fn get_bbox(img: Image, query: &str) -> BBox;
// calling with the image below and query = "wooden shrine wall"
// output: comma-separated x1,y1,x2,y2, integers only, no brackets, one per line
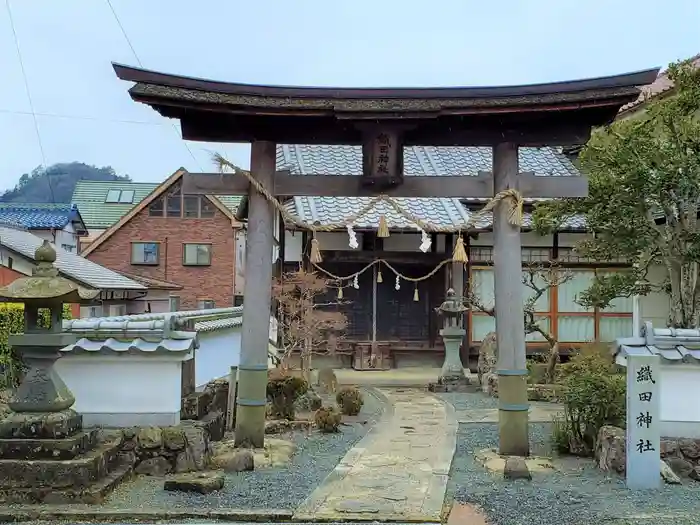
316,261,445,345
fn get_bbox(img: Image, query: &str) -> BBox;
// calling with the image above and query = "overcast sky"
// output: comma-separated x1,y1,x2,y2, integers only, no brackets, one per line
0,0,698,191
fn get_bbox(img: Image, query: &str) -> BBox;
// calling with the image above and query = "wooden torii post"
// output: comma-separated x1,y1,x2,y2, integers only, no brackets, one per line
112,63,658,452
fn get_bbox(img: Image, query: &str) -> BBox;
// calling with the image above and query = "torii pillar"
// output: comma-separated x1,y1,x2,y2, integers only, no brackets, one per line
234,141,276,447
492,143,529,456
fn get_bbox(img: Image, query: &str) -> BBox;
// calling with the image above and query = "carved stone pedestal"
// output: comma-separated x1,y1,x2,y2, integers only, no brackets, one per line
0,409,134,504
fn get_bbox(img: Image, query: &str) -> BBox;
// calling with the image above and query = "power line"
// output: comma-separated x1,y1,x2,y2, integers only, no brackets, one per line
105,0,204,171
5,0,56,204
0,108,168,126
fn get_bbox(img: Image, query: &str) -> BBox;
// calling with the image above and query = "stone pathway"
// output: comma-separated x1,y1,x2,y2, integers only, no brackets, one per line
293,388,457,523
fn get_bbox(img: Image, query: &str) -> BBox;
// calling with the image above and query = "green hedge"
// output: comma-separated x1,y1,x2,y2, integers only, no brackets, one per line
0,303,73,388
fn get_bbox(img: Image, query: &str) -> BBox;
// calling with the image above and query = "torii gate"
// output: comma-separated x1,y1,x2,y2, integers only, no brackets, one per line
113,63,658,454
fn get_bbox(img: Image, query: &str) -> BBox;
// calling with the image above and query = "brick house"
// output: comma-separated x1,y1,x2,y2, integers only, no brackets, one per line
81,169,242,310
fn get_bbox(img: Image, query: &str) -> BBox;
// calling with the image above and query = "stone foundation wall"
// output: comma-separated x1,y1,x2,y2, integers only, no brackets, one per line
596,425,700,481
181,378,230,422
119,414,224,476
122,377,228,478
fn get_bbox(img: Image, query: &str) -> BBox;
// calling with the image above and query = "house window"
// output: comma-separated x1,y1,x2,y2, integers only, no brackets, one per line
109,304,127,317
105,189,121,203
183,243,212,266
131,242,160,265
80,305,102,318
119,190,135,203
149,197,164,217
183,196,200,218
105,189,135,204
7,257,12,269
166,187,182,218
468,267,633,345
198,299,215,309
200,198,216,218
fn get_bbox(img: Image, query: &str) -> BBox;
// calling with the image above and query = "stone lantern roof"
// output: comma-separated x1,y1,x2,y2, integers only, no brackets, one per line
0,239,99,303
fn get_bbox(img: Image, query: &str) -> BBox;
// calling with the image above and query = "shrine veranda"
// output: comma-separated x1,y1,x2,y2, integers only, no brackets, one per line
113,62,658,454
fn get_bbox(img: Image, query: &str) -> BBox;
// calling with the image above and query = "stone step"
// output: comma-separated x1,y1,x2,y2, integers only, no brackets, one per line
0,429,99,460
0,436,122,489
0,410,82,439
0,453,134,504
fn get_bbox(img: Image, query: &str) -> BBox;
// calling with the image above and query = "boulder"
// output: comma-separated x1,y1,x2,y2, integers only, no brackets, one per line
689,466,700,481
679,438,700,460
661,460,682,484
661,438,678,458
212,448,255,472
137,427,162,449
135,456,171,476
477,332,497,386
503,456,531,481
164,471,224,493
483,373,498,397
595,425,626,474
666,456,693,478
162,427,187,451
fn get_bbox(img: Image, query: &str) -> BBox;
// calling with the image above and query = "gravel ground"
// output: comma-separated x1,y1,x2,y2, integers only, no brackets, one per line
442,393,700,525
4,387,386,516
97,387,385,511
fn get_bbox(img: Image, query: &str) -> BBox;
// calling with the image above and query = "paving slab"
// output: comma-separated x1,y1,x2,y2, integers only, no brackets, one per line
293,388,457,523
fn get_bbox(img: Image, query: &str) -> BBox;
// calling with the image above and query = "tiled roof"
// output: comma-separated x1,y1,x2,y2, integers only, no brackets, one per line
61,337,196,355
614,321,700,365
71,180,159,229
62,318,197,355
0,226,145,291
72,180,243,231
0,203,86,232
278,145,582,230
70,307,244,331
461,197,587,231
115,270,183,290
619,54,700,115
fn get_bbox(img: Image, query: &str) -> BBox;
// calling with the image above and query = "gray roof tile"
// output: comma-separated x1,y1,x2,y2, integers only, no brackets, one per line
0,226,145,291
278,145,582,230
61,336,196,355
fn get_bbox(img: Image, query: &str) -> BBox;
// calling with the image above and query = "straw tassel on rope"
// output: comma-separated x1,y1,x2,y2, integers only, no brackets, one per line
377,215,390,238
337,286,344,300
452,235,468,263
413,285,419,302
310,233,323,263
376,265,383,283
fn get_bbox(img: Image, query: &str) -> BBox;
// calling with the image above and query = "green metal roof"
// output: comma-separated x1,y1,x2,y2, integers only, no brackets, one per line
72,180,243,230
211,195,243,215
71,180,159,229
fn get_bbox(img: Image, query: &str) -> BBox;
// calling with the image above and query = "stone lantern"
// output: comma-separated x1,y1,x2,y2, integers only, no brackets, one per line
430,288,471,392
0,240,98,418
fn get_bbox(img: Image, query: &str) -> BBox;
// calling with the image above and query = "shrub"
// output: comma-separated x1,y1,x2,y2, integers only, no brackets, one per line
336,386,364,416
266,373,308,420
0,303,72,389
314,406,341,433
552,343,625,456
